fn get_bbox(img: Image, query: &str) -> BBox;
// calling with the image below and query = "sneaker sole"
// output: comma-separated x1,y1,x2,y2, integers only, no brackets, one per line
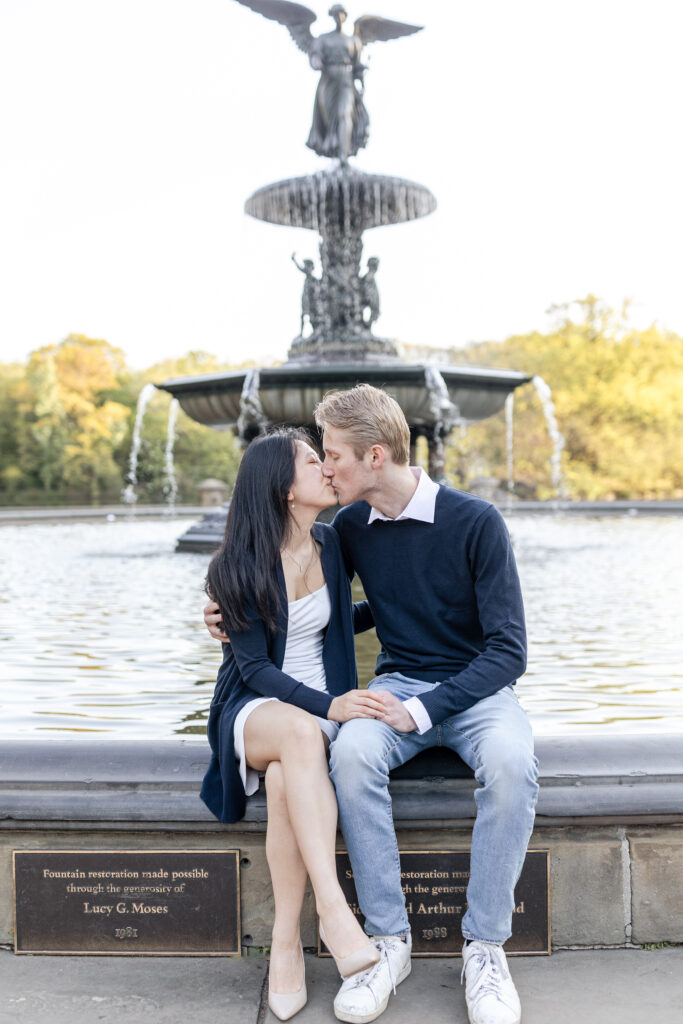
467,1007,520,1024
333,961,412,1024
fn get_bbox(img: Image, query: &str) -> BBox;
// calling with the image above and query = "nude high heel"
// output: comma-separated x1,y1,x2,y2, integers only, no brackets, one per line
319,921,380,979
267,942,307,1021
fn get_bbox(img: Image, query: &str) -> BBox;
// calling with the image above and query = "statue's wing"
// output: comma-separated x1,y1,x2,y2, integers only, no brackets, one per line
234,0,317,55
353,15,423,45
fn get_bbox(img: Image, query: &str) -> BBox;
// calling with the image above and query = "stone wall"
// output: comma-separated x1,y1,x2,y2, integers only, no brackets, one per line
1,735,681,951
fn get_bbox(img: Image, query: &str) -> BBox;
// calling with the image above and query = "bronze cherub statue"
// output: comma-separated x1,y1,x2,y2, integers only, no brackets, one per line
234,2,422,162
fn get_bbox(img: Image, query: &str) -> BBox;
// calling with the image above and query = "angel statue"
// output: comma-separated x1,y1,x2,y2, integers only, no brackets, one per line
234,2,422,162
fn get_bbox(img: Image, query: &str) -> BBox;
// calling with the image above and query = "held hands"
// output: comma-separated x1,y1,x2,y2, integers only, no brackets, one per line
327,690,386,723
327,690,418,732
372,690,418,733
204,600,229,643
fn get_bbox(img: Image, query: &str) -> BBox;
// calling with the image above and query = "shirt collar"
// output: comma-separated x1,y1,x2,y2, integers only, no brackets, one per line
368,467,439,524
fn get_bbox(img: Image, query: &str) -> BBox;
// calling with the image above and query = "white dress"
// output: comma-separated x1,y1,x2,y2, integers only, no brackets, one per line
233,583,341,796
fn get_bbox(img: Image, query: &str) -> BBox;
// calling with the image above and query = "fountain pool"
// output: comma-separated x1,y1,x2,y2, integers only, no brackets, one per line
1,514,681,739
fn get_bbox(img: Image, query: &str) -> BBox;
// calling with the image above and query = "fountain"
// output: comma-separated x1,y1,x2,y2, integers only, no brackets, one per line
121,382,156,506
532,375,567,497
505,392,515,511
162,397,180,508
156,6,530,549
3,7,683,964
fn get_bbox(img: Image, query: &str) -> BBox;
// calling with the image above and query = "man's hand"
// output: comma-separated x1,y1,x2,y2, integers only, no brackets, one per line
328,691,386,723
204,600,229,643
373,690,418,733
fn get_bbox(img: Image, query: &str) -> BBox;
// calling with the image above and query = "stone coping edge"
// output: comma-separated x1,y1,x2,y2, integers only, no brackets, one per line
0,733,681,825
0,505,205,523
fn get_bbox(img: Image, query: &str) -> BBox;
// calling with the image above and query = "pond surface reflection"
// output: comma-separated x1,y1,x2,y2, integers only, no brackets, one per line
0,515,681,738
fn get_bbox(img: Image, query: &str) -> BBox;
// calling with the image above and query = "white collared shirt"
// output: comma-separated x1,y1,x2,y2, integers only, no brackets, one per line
367,466,439,524
367,467,439,735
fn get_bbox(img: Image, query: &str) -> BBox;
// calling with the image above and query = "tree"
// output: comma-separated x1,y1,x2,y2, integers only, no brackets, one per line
6,335,130,501
17,352,69,491
0,362,25,483
442,299,683,500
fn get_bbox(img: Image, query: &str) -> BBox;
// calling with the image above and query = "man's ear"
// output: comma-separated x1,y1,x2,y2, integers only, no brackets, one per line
369,444,387,468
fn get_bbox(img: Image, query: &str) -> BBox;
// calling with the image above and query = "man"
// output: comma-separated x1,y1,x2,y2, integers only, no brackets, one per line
205,384,538,1024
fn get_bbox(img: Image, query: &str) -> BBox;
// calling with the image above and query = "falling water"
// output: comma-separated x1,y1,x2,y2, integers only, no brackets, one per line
163,398,180,508
121,383,156,505
504,392,515,508
237,370,269,441
532,375,566,496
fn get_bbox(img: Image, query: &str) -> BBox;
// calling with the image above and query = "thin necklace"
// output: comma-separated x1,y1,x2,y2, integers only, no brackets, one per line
282,545,316,574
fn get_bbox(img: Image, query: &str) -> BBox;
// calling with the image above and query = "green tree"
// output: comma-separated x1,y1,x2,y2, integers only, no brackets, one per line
7,335,130,501
0,362,25,482
440,298,683,499
18,352,69,491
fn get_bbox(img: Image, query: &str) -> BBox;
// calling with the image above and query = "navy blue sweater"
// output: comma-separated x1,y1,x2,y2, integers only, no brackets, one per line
332,487,526,726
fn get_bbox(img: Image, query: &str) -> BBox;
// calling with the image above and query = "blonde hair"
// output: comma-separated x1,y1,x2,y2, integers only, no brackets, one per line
314,384,410,464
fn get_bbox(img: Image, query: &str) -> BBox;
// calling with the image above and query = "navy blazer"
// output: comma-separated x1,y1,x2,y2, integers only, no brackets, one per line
200,522,373,824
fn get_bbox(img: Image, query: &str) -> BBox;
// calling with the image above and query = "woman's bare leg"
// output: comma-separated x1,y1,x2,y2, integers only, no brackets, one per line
245,702,373,964
265,761,307,993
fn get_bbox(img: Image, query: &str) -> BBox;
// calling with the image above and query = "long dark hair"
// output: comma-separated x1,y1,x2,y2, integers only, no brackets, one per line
206,428,306,634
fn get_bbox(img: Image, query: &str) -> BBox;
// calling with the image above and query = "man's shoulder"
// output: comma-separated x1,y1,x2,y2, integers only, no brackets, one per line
435,485,496,521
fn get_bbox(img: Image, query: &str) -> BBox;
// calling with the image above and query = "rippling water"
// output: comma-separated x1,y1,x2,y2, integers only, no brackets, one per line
0,515,681,739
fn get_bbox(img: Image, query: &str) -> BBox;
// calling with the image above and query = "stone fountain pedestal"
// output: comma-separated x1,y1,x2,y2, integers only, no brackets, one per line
158,163,530,551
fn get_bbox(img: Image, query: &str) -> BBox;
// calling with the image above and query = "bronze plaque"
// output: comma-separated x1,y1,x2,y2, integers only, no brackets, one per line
13,850,240,956
321,849,549,957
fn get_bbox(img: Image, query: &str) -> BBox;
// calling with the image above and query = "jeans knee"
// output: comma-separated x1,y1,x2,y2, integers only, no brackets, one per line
478,743,538,802
329,722,388,791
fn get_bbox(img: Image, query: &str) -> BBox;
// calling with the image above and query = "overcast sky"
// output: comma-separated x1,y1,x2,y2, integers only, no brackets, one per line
2,0,682,370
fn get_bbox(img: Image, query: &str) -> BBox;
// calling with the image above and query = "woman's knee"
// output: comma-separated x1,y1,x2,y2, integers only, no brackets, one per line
283,710,325,751
245,704,323,767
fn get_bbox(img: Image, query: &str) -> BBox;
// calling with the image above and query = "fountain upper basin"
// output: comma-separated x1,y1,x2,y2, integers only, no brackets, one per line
158,363,531,433
245,167,437,231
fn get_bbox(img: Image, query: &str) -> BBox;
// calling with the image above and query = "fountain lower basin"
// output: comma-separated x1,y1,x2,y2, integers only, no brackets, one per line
158,363,530,433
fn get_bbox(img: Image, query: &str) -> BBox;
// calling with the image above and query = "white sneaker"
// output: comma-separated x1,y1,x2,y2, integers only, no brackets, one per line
461,941,521,1024
333,933,412,1023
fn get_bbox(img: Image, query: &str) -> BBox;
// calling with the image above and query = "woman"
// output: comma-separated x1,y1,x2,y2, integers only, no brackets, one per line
200,429,383,1021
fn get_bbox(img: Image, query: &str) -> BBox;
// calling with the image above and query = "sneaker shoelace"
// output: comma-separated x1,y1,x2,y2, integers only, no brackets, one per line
460,945,508,1004
349,937,400,995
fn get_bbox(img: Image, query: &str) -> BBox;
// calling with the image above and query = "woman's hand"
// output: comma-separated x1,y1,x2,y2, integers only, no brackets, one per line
327,691,386,723
204,600,230,643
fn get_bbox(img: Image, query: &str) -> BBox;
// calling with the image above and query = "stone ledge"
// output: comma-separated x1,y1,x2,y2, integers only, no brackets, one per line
1,735,682,949
1,734,682,826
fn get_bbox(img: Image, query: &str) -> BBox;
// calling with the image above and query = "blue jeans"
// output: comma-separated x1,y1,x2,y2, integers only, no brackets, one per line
329,674,539,944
